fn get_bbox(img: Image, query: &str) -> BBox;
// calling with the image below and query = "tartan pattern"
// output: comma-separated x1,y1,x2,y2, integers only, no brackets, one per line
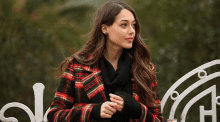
137,81,164,122
47,56,163,122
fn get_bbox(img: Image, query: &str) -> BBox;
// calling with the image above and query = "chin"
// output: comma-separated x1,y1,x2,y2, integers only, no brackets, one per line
123,44,133,49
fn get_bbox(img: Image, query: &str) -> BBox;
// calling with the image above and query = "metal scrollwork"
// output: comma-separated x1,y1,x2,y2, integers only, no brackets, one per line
0,102,35,122
0,83,50,122
216,96,220,106
0,60,219,122
170,91,179,101
198,69,207,79
161,59,220,122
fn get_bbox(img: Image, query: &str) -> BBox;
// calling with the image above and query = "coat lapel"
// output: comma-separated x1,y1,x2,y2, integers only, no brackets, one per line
81,61,107,103
80,54,140,103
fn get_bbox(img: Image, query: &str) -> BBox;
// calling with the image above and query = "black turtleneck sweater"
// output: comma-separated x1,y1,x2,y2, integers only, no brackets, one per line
90,51,141,122
100,51,133,101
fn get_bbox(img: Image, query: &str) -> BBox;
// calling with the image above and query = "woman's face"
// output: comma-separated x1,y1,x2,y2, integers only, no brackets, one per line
102,9,136,50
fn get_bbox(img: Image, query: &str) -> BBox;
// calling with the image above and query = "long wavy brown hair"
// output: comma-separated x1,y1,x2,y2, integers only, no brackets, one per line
59,0,158,107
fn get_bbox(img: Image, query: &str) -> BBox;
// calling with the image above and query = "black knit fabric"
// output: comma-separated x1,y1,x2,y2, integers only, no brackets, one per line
90,103,103,120
90,50,133,122
114,92,142,119
102,51,132,122
99,51,132,101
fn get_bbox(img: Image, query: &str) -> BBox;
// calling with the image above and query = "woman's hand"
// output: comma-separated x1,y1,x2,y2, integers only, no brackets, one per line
109,93,124,112
114,92,142,119
100,101,117,118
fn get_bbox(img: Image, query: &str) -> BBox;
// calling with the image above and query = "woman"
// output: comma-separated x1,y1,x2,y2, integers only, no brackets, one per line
47,0,163,122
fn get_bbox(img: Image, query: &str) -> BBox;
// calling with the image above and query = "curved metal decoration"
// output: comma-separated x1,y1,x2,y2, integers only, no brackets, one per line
0,83,46,122
181,85,217,122
161,59,220,121
33,83,45,122
44,108,50,122
0,102,35,122
0,60,219,122
169,72,220,119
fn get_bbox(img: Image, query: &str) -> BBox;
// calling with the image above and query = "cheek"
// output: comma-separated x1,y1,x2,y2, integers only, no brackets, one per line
113,29,126,41
108,27,127,45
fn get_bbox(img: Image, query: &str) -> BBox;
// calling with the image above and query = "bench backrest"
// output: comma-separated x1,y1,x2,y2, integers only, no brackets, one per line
0,59,219,122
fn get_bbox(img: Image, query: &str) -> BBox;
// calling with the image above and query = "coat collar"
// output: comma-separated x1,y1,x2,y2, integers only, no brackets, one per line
79,53,140,103
80,53,101,72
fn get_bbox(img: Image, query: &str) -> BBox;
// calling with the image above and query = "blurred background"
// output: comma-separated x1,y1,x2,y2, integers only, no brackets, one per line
0,0,219,121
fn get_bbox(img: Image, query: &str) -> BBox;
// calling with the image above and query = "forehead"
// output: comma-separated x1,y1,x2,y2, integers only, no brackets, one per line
115,9,135,22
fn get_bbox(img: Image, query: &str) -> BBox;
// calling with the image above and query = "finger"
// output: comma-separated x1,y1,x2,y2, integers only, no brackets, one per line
115,104,122,111
109,94,123,101
117,107,122,112
106,101,117,108
105,103,117,113
103,108,114,115
110,97,123,106
101,112,111,118
117,104,123,111
109,98,123,111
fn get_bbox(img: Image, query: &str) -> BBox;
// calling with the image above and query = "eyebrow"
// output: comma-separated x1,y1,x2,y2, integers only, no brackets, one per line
120,20,136,22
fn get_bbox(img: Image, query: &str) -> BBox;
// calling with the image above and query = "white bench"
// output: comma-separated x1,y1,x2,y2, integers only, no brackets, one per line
162,59,220,122
0,59,219,122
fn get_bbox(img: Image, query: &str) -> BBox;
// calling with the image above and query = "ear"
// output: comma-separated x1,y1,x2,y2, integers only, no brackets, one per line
101,24,108,34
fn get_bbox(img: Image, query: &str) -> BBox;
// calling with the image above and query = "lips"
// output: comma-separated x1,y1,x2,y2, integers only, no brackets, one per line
126,38,134,42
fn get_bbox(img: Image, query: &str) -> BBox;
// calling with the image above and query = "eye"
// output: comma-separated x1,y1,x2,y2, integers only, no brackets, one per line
121,24,136,27
121,24,127,26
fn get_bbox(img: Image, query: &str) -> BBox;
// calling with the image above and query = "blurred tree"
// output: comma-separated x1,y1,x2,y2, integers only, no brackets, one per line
131,0,220,121
0,0,219,121
0,0,95,121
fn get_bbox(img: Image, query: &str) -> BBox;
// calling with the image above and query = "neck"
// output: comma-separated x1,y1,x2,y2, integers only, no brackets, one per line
104,43,123,64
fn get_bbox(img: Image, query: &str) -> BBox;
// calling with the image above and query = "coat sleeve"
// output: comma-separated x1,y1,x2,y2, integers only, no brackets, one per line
137,81,163,122
47,62,96,122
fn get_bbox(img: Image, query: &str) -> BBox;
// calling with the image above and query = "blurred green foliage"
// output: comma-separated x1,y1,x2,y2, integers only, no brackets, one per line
0,0,219,121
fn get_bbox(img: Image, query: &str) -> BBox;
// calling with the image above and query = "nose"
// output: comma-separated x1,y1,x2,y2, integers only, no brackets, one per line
129,25,135,34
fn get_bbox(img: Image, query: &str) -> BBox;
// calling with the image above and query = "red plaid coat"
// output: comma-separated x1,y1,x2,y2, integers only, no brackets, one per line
47,55,163,122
